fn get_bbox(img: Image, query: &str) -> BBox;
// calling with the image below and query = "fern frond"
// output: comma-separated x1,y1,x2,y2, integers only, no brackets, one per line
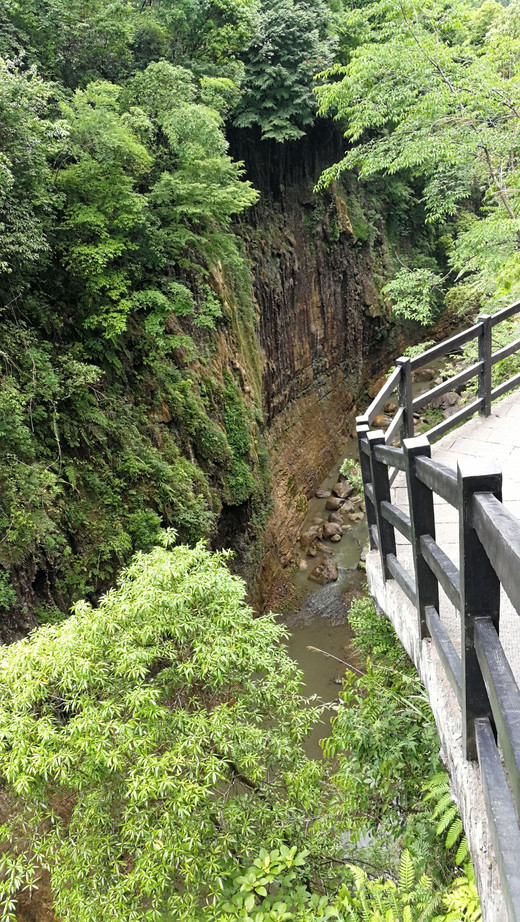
436,804,458,835
432,791,454,819
445,817,463,849
398,849,415,893
455,836,469,865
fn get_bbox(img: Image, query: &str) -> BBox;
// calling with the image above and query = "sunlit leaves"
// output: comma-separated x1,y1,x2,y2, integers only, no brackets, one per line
0,542,321,921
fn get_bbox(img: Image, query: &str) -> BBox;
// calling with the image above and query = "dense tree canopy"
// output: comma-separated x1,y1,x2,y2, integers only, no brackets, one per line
317,0,520,317
0,540,323,921
233,0,335,141
0,0,270,626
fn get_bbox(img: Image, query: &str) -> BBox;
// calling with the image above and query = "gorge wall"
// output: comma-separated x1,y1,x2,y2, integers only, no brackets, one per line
0,122,393,640
229,123,392,605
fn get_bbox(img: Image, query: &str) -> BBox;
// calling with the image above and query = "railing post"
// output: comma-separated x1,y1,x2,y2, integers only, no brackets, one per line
367,430,396,579
458,459,502,760
403,435,438,639
356,417,377,549
477,314,492,417
396,357,414,441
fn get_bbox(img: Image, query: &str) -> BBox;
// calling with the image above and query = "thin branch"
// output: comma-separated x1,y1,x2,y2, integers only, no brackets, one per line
306,646,364,676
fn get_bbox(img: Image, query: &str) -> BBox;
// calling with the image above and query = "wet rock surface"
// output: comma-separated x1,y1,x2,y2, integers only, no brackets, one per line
308,559,339,584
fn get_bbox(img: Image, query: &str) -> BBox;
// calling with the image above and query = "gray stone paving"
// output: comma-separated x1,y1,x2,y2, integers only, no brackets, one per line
392,388,520,683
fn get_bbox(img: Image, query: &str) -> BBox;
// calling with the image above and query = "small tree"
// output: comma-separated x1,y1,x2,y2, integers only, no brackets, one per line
0,538,321,921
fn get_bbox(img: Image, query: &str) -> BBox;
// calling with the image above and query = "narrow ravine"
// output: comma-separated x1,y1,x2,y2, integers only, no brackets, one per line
282,352,461,757
282,439,368,757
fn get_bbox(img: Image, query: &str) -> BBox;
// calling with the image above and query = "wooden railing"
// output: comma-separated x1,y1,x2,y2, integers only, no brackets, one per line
357,299,520,450
356,301,520,922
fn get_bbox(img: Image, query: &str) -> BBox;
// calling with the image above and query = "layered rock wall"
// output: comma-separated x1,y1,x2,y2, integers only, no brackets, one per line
229,124,391,603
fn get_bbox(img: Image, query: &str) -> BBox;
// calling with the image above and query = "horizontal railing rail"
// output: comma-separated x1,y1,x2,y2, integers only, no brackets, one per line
358,300,520,446
357,425,520,920
356,300,520,921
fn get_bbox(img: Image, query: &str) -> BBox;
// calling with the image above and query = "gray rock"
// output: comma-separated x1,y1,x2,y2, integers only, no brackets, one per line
315,489,331,499
328,511,343,524
323,521,343,539
440,391,459,408
330,534,342,542
325,496,344,511
308,559,339,584
332,480,354,500
315,542,335,556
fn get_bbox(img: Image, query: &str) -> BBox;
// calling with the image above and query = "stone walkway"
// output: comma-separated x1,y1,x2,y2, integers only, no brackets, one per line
392,387,520,685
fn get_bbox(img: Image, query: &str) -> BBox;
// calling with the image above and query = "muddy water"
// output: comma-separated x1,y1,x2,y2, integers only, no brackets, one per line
283,437,368,758
282,355,453,758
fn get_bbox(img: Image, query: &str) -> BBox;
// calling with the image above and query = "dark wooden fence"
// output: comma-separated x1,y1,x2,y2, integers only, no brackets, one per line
356,301,520,921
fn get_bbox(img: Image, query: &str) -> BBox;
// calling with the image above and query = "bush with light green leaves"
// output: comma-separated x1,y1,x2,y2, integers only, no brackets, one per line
0,537,323,922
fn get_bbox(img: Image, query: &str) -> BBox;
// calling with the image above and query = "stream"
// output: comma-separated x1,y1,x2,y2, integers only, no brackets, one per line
282,436,368,758
282,352,456,758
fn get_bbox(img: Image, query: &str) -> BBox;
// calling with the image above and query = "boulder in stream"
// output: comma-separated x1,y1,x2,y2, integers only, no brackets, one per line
323,521,342,539
315,489,331,499
300,525,322,550
328,511,342,524
330,534,342,543
332,480,354,500
325,496,344,511
413,367,436,382
315,542,335,556
308,559,339,584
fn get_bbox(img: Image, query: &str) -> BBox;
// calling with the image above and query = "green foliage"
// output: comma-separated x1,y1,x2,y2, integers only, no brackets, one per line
0,8,268,624
234,0,335,141
0,570,16,613
424,774,469,866
213,844,481,921
339,458,362,493
0,541,323,921
382,268,444,326
0,57,61,285
325,659,440,841
323,595,443,875
317,0,520,314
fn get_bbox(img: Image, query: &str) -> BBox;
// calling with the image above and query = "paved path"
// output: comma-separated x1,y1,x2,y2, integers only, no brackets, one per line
392,388,520,683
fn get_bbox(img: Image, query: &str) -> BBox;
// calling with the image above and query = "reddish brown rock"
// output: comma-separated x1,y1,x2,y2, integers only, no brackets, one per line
373,413,392,429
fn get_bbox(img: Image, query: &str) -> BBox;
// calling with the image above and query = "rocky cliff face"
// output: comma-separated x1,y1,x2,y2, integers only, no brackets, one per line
229,123,391,606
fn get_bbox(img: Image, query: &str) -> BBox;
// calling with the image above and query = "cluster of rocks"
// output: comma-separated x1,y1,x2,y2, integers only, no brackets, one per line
369,367,464,435
298,477,365,585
